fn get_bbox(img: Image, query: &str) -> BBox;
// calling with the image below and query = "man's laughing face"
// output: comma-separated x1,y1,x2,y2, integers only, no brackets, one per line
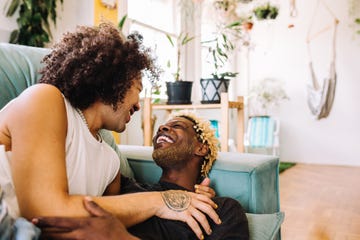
152,117,198,169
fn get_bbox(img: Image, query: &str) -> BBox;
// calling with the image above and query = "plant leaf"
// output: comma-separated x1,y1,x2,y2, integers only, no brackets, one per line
166,34,175,47
5,0,20,17
9,29,19,43
118,14,127,30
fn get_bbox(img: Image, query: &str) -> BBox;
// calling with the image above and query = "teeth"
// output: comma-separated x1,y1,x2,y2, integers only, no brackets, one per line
156,135,174,144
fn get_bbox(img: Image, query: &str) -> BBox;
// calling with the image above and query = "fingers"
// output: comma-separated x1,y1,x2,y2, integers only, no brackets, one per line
182,193,221,239
40,230,79,240
195,178,216,198
189,193,221,225
199,177,211,187
83,196,111,217
194,185,216,198
32,217,80,229
183,210,206,240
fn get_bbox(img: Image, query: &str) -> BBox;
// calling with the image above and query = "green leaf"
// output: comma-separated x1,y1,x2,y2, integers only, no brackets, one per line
226,21,241,28
9,29,19,43
118,14,127,30
24,0,32,11
166,34,175,47
181,34,195,45
5,0,20,17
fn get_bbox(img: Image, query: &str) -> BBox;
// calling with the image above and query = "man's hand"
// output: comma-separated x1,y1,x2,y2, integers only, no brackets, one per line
32,197,140,240
156,190,221,240
194,177,216,198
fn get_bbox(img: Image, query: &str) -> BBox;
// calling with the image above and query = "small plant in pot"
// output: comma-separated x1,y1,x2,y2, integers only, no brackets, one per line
253,3,279,21
165,32,195,105
201,21,241,104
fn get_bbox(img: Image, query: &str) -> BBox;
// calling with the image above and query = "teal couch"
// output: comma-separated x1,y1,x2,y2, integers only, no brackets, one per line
0,42,284,240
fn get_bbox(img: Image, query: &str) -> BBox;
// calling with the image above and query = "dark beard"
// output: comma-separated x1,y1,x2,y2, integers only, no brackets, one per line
152,143,194,169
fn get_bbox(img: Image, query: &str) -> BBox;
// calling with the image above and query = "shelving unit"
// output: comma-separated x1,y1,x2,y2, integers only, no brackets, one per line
143,92,244,152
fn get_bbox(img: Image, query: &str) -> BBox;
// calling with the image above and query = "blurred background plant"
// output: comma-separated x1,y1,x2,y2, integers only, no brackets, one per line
5,0,63,47
166,32,195,81
253,2,279,20
248,78,289,116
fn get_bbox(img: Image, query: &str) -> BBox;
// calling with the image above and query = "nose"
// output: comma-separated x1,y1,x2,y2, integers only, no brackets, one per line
131,102,141,115
134,102,140,112
158,124,170,132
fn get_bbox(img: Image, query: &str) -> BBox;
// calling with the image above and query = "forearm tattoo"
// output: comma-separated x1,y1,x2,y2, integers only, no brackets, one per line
161,190,191,212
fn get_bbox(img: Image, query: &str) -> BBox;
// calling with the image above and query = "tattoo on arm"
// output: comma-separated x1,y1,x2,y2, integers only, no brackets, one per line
161,190,191,212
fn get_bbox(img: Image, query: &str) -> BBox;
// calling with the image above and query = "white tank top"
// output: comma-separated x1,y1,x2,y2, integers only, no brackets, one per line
0,97,120,218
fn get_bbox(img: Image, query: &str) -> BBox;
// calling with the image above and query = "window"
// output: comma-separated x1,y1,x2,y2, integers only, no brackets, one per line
125,0,181,99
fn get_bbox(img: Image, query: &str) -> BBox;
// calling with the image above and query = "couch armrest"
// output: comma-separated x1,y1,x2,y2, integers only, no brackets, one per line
118,145,280,214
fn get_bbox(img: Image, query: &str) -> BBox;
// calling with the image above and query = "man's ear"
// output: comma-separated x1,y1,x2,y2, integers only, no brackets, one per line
195,143,209,157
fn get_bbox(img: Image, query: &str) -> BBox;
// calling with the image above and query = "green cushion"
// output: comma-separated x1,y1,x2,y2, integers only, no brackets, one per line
246,212,285,240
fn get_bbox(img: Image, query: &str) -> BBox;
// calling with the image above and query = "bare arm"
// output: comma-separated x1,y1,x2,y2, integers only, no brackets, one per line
7,84,220,239
34,197,141,240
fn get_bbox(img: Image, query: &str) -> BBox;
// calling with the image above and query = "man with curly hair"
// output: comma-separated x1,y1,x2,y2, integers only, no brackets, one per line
34,112,249,240
0,23,221,240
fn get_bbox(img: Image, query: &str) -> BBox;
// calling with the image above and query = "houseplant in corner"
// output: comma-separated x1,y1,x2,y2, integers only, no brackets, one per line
5,0,63,47
165,32,195,104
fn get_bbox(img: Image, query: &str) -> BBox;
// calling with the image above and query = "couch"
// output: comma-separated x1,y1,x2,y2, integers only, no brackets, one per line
0,42,284,240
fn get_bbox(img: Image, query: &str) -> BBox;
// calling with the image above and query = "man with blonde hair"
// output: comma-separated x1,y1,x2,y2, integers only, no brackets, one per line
35,112,249,240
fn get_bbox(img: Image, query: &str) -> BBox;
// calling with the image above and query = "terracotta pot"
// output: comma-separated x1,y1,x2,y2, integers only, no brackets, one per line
242,21,253,31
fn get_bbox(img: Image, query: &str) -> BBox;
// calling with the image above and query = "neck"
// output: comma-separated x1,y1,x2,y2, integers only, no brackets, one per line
76,106,102,141
159,168,200,192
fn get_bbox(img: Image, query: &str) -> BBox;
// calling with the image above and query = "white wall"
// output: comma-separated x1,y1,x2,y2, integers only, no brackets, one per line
1,0,359,166
240,0,360,166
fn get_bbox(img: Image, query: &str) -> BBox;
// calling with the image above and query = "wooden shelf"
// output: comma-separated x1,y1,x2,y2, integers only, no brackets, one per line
143,92,244,152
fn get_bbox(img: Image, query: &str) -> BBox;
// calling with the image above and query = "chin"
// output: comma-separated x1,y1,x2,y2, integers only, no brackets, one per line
118,125,126,133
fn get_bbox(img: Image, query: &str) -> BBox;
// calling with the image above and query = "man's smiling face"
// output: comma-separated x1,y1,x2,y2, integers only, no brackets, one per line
152,117,198,169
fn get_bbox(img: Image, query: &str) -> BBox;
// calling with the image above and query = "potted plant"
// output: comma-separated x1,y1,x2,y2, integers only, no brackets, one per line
201,20,242,103
165,32,195,105
253,3,279,21
5,0,63,47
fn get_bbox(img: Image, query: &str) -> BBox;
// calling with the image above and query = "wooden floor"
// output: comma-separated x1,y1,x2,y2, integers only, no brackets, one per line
280,163,360,240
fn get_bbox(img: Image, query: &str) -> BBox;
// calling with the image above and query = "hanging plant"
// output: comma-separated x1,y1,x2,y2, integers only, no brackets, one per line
253,3,279,20
355,18,360,34
5,0,63,47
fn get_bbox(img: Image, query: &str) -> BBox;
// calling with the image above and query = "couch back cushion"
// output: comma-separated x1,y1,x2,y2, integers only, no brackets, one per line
0,43,50,109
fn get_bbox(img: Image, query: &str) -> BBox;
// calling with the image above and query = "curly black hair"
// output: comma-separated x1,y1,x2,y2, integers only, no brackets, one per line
39,22,160,110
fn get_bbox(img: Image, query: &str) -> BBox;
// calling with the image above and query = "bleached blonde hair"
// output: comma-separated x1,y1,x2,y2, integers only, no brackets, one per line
170,111,219,177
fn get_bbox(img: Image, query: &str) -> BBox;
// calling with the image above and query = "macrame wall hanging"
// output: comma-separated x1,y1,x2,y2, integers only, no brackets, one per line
306,0,339,120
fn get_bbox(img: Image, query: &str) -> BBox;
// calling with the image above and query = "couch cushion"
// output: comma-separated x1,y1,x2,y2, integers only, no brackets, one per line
246,212,284,240
0,43,49,109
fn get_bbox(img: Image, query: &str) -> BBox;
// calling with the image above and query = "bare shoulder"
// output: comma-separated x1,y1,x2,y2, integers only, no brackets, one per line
7,84,67,133
20,83,63,102
1,83,67,151
10,84,64,113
